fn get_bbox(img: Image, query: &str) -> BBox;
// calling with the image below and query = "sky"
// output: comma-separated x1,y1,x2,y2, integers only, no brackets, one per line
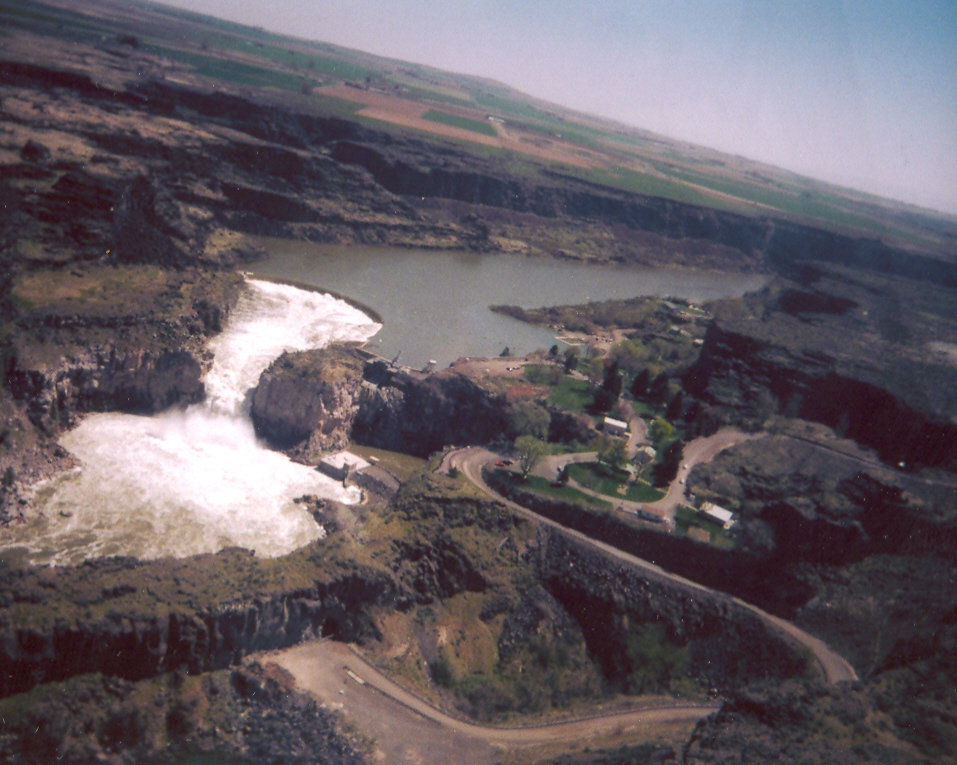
155,0,957,216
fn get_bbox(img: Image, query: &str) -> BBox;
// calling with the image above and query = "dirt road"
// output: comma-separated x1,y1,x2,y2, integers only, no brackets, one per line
646,429,760,520
261,639,717,764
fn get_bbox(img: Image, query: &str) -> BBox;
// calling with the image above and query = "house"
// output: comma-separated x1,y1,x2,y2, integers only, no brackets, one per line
603,416,629,437
700,501,736,530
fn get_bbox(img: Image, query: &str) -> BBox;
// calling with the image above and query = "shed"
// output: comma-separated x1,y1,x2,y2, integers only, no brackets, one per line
700,501,736,530
603,416,629,437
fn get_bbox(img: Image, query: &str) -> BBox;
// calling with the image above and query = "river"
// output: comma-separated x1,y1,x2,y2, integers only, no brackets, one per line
254,241,767,369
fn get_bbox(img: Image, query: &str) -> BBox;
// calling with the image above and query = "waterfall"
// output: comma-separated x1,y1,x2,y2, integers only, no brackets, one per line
1,279,381,566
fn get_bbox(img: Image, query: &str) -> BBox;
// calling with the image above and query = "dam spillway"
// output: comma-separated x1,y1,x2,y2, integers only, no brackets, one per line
1,279,381,566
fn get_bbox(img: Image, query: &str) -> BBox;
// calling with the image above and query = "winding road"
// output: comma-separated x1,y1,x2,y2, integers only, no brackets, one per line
263,639,718,764
449,440,858,687
264,429,857,764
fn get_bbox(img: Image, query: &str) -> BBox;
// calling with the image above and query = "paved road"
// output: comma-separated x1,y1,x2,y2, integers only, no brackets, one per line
450,445,858,686
262,639,718,765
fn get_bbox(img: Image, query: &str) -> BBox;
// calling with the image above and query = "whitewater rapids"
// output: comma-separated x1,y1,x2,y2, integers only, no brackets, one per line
2,279,380,565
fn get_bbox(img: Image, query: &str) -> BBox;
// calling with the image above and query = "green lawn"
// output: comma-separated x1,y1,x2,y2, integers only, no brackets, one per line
547,375,593,414
502,471,611,510
566,462,663,503
422,109,497,137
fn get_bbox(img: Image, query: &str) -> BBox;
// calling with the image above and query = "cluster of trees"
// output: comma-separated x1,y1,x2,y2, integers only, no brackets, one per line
509,338,730,490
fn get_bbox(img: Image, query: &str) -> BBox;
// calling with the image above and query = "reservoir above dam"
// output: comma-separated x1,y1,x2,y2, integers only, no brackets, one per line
254,241,768,369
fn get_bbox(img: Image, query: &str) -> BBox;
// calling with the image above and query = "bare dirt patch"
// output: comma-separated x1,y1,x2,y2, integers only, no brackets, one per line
317,86,604,167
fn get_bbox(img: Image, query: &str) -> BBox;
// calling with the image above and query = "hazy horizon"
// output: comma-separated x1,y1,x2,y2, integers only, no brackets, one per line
154,0,957,217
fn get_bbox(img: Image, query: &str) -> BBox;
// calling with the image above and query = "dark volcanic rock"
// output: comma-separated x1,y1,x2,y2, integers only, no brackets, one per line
685,275,957,471
7,345,205,427
0,549,399,698
251,344,366,461
537,531,809,693
686,320,957,470
352,362,511,457
0,663,370,764
251,349,514,461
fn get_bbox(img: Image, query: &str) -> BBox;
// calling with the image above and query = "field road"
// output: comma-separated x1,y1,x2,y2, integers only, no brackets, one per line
260,639,718,765
449,445,858,687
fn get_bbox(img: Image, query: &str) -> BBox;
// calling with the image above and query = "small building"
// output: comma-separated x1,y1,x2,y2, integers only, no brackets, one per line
351,464,400,499
700,501,736,530
633,445,656,466
603,416,629,437
317,451,371,482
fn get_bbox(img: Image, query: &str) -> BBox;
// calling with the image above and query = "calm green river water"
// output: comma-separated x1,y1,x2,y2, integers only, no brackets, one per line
254,240,767,368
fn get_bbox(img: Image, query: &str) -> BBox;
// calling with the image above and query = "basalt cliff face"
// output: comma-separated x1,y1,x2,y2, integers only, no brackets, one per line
687,322,957,470
4,51,955,284
685,276,957,471
0,264,242,518
0,548,400,698
352,361,510,457
250,348,511,460
537,531,810,691
250,345,367,462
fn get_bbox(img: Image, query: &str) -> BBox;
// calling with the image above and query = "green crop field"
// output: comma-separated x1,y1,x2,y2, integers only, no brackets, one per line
422,109,497,137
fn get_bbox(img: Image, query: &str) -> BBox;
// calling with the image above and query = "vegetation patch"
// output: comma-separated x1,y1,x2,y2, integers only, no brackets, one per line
492,468,612,510
546,375,594,414
566,462,663,503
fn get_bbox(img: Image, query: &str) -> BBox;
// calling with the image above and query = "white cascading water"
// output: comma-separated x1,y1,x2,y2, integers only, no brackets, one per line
1,279,381,566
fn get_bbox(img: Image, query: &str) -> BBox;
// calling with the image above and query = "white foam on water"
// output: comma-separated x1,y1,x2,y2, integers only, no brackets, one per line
1,279,380,566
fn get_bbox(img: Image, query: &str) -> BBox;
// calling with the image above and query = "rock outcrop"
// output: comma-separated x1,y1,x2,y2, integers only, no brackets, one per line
7,346,205,428
0,549,399,698
250,345,366,461
686,320,957,471
683,274,957,472
352,361,510,457
537,530,810,692
249,350,512,461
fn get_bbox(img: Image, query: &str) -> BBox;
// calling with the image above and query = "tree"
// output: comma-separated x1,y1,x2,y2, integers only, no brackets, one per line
649,417,674,447
515,435,546,479
648,371,670,404
666,391,685,421
563,346,579,372
506,400,550,440
591,359,623,413
630,368,651,399
601,359,623,398
590,386,616,414
597,437,628,471
653,439,684,487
